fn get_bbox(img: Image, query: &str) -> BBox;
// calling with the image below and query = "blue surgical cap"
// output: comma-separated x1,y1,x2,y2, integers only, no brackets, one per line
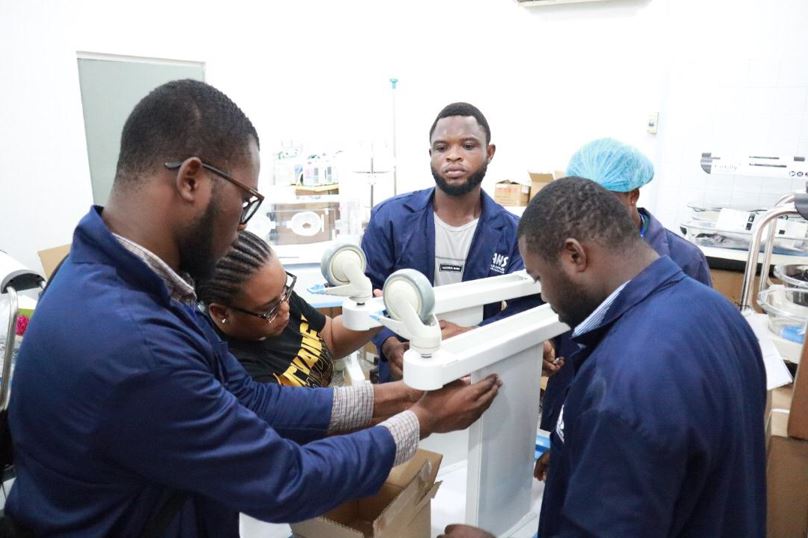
566,138,654,193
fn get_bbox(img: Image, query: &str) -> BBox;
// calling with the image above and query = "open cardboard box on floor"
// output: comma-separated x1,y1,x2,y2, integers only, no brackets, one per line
291,449,442,538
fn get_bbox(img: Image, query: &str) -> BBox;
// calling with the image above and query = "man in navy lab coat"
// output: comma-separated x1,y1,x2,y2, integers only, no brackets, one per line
538,137,714,476
441,177,765,537
362,102,538,381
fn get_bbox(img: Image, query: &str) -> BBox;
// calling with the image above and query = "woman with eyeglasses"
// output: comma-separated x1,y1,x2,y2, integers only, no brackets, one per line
196,231,380,387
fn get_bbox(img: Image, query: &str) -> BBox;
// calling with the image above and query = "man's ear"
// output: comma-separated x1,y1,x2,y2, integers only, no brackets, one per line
562,238,588,273
486,143,496,163
172,157,205,203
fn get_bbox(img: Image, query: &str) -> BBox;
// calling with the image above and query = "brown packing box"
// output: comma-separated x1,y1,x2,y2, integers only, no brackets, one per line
788,340,808,440
710,269,765,311
37,244,70,279
493,180,530,207
528,171,566,201
766,385,793,427
291,449,442,538
766,409,808,538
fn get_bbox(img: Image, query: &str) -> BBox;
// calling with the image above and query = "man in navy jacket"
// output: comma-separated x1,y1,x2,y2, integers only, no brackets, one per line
518,177,765,537
5,80,500,537
538,138,714,469
362,102,538,381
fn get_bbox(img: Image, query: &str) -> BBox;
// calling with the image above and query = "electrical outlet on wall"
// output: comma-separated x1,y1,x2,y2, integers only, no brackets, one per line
647,112,659,134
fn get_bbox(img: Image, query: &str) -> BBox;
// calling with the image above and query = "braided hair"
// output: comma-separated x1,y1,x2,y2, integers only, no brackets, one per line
196,230,273,307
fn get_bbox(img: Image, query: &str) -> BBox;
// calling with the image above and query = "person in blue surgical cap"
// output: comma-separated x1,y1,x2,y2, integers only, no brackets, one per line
534,138,713,486
567,138,711,286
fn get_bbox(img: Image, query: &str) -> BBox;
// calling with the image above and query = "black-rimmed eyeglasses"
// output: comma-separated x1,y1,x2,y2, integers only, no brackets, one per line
164,160,264,225
228,272,297,323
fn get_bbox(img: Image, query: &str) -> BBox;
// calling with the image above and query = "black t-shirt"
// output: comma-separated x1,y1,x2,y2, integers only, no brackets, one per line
222,292,334,387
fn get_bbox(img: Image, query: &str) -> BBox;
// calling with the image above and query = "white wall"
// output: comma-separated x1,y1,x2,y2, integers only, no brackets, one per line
654,0,808,228
1,0,806,272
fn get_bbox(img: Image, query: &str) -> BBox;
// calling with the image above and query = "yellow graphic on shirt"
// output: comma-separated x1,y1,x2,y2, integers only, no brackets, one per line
275,315,331,387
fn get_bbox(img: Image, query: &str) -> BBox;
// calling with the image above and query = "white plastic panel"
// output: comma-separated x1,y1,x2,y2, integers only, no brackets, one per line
466,346,543,536
338,271,540,332
403,304,567,390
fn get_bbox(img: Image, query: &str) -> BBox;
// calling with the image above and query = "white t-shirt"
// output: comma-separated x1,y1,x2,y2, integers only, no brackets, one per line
433,213,479,286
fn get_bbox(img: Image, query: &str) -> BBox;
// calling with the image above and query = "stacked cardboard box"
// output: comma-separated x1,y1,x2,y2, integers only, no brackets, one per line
493,180,530,207
766,344,808,537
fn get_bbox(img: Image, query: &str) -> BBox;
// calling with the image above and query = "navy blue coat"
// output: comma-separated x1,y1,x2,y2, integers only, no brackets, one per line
641,208,712,287
6,207,396,537
361,187,539,381
539,257,766,537
541,209,713,433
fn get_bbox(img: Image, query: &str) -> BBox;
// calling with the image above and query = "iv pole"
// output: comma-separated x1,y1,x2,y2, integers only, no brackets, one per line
390,77,398,196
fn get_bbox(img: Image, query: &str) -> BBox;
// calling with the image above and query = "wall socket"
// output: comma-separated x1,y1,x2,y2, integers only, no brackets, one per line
647,112,659,134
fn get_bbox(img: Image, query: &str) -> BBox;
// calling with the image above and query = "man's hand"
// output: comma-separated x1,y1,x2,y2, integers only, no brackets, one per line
410,375,501,438
381,336,408,381
534,450,551,481
542,340,565,376
371,381,423,422
439,319,473,340
438,524,495,538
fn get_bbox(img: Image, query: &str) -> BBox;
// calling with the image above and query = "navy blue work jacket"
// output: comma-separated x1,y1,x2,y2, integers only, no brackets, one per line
541,208,713,433
539,257,766,537
641,208,711,287
6,207,395,537
361,187,539,381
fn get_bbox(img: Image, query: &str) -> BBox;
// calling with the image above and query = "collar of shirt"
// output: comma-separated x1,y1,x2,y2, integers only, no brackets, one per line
112,233,197,305
572,281,630,338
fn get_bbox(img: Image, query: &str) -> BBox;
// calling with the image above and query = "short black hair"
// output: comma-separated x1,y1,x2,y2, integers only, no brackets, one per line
518,177,641,261
429,102,491,145
196,230,273,307
114,79,259,184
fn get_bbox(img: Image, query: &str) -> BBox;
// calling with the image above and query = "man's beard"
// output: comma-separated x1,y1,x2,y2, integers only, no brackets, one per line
548,269,601,330
432,161,488,197
179,199,222,281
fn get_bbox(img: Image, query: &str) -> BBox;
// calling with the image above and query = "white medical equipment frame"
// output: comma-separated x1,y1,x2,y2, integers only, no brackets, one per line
328,265,568,535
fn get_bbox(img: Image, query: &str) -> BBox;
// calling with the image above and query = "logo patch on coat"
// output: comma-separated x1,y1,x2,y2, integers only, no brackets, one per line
490,253,509,274
555,405,565,444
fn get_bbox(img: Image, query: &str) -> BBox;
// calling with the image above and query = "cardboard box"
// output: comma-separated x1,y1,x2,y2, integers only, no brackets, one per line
291,449,442,538
766,409,808,538
494,180,530,207
37,244,70,279
788,341,808,440
528,171,566,201
709,268,766,312
767,385,793,427
295,184,340,196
